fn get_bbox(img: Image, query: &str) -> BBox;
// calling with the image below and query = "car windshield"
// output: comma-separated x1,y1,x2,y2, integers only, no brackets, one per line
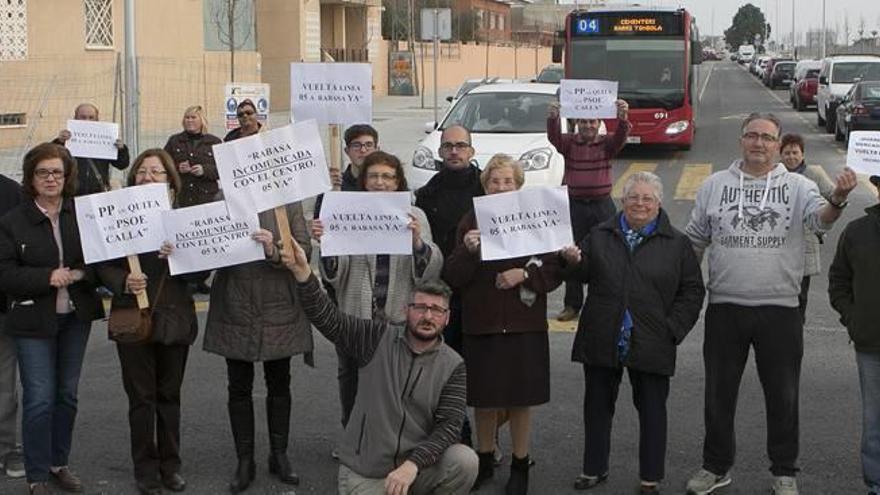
861,84,880,100
537,67,563,83
569,38,685,109
805,69,820,78
775,63,795,74
832,62,880,83
440,91,556,133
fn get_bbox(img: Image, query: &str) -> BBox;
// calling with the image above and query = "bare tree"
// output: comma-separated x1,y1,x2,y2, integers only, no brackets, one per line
211,0,254,82
858,14,866,40
843,14,851,47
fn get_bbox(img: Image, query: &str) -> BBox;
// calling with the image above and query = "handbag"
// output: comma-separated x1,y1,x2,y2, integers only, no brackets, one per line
107,270,167,344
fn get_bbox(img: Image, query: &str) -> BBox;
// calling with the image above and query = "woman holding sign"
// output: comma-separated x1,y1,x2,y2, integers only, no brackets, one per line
444,154,563,495
0,143,104,495
97,149,207,495
163,105,223,208
311,151,443,431
560,172,704,494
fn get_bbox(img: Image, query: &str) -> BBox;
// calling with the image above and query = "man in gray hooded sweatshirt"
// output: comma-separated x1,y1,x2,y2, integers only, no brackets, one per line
684,113,857,495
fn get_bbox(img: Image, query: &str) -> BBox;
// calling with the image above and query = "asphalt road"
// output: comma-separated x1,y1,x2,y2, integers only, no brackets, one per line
1,61,872,494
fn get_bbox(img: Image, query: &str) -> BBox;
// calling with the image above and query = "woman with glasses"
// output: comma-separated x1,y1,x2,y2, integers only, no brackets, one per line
560,172,704,495
311,150,442,430
97,149,210,495
0,143,104,495
444,154,563,495
224,100,262,142
163,106,223,207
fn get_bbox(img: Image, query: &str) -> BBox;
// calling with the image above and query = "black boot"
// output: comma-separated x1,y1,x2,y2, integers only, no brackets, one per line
505,454,530,495
228,398,256,493
472,451,495,491
267,396,300,485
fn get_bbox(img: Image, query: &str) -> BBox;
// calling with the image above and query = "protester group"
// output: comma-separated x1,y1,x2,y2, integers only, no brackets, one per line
0,92,876,495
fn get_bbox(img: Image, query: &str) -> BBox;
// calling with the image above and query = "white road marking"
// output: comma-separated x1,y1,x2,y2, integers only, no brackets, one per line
699,63,715,103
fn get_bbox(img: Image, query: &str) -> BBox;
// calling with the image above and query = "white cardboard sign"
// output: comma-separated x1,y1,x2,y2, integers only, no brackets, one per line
473,186,573,261
290,63,372,125
214,120,332,219
75,183,171,264
318,191,413,256
559,79,619,119
65,120,119,160
846,131,880,176
162,201,264,275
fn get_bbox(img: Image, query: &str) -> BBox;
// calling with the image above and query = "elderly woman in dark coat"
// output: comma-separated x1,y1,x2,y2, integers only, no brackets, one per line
561,171,705,495
444,154,562,495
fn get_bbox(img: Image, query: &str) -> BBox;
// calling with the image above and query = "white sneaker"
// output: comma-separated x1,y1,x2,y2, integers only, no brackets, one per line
686,468,731,495
771,476,798,495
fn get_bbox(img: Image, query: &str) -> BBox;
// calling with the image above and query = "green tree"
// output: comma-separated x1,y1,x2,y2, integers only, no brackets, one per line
724,3,767,49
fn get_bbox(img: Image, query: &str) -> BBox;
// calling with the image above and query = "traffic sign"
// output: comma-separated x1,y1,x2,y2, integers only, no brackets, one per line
420,8,451,41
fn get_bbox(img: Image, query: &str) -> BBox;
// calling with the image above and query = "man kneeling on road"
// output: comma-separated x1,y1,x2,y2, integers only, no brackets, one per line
282,238,478,494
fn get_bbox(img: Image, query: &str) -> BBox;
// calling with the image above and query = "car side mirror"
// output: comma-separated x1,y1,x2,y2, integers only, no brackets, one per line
424,121,436,134
446,96,453,103
819,76,828,85
691,40,703,65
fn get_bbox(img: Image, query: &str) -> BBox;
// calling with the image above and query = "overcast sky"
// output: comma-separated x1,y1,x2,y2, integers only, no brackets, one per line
572,0,880,42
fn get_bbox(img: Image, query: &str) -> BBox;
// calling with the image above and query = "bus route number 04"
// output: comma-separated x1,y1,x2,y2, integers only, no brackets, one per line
577,18,599,34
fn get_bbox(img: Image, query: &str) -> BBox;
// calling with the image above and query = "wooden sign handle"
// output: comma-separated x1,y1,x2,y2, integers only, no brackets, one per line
274,206,294,257
329,124,342,192
126,254,150,309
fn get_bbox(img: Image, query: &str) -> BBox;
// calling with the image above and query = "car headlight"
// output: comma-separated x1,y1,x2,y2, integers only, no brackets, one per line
412,146,436,171
665,121,689,135
519,148,552,171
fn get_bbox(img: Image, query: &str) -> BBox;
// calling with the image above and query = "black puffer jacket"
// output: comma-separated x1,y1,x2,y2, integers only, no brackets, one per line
829,205,880,353
569,210,705,376
414,163,483,257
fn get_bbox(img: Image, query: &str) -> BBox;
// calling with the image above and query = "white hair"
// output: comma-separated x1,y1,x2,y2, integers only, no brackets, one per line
621,171,664,202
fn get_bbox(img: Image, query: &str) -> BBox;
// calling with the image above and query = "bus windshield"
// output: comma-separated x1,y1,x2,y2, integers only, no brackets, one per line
569,37,686,109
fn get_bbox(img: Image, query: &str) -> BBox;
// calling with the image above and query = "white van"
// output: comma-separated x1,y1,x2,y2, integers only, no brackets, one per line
738,44,755,63
816,55,880,133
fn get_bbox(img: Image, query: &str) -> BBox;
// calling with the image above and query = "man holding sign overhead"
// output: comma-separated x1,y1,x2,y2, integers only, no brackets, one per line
548,81,630,322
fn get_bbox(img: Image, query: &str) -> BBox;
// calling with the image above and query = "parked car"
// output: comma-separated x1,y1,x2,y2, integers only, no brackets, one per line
410,83,566,190
816,54,880,133
766,61,796,88
789,60,822,108
762,58,794,86
445,77,516,104
534,64,564,83
835,80,880,143
754,55,772,78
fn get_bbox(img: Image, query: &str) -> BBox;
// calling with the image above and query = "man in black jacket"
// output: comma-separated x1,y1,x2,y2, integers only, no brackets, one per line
0,173,22,478
828,175,880,495
52,103,129,195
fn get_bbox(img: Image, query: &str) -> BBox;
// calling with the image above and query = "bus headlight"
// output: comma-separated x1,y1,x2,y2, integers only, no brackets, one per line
665,121,690,135
412,146,437,171
520,148,552,171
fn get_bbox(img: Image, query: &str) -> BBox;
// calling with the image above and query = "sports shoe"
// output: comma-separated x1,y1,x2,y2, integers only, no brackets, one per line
771,476,798,495
3,449,25,478
686,468,731,495
557,306,580,322
573,472,608,490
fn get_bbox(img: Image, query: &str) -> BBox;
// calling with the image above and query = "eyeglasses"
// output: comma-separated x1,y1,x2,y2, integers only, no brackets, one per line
408,303,449,316
741,132,779,143
439,141,471,152
366,172,398,182
348,141,376,152
34,169,64,180
135,169,168,177
236,109,255,118
624,194,659,205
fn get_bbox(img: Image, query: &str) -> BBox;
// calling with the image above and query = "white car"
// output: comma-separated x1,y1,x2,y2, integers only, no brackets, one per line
409,83,567,190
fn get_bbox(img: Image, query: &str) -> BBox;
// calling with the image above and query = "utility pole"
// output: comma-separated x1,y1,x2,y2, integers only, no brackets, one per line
821,0,827,58
791,0,795,57
124,0,139,155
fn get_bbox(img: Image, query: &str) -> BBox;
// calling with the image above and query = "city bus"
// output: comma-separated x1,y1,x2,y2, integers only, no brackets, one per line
553,6,702,149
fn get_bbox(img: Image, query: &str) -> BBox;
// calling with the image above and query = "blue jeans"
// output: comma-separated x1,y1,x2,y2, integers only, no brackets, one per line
15,314,91,482
857,351,880,492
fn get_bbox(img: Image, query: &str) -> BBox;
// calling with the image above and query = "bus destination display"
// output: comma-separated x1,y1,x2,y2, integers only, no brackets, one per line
572,12,683,37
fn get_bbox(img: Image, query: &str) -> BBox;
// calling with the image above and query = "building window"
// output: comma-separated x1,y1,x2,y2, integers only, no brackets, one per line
498,15,504,31
0,113,26,127
490,13,496,30
0,0,27,61
84,0,113,48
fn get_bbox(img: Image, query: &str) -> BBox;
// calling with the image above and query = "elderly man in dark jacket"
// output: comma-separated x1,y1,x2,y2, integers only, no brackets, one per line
828,176,880,495
561,171,705,495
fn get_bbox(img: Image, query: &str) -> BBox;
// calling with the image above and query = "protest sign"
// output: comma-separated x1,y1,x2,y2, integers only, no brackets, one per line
214,120,332,219
559,79,619,120
290,63,372,125
846,131,880,176
75,183,171,264
225,83,270,130
163,201,264,275
318,191,412,256
65,120,119,160
473,186,572,261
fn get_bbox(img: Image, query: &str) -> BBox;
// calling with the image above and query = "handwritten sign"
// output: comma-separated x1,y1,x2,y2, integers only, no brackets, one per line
162,201,264,275
290,63,372,125
846,131,880,176
75,183,171,264
225,83,270,130
318,191,412,256
214,120,332,218
473,186,572,261
65,120,119,160
559,79,619,119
